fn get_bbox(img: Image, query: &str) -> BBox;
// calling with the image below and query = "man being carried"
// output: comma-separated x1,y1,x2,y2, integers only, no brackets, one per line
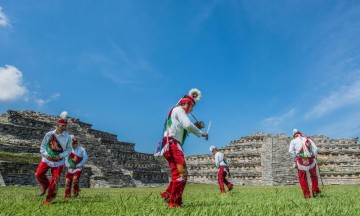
209,146,233,193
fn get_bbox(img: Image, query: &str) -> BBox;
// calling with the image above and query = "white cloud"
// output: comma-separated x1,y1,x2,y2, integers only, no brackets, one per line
261,108,296,132
77,44,156,86
316,111,360,138
0,65,27,101
0,7,10,27
35,93,61,107
306,78,360,119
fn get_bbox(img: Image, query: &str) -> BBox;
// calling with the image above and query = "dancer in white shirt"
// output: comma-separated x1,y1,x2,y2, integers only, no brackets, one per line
209,146,233,193
160,89,208,208
35,111,72,204
64,135,89,198
289,129,321,198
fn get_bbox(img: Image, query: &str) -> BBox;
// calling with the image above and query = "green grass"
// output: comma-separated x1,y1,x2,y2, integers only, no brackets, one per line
0,184,359,215
0,151,40,163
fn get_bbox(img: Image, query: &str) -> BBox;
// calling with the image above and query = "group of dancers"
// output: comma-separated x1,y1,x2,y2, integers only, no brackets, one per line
34,88,320,207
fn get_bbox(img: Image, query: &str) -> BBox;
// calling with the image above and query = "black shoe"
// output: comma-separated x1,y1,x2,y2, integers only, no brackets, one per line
38,189,46,196
313,191,321,197
73,193,79,197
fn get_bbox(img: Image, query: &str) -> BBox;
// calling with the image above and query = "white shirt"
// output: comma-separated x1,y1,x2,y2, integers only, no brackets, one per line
40,129,72,167
65,145,89,173
214,151,227,168
164,106,203,144
289,136,318,159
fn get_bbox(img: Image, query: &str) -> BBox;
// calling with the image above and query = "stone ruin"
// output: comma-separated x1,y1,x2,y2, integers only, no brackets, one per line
0,110,168,187
1,110,359,188
186,133,360,185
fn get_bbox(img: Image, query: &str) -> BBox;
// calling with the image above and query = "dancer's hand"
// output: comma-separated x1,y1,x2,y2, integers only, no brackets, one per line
292,163,298,169
202,132,208,141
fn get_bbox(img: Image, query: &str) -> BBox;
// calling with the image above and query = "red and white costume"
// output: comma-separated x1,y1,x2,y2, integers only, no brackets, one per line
64,143,89,198
160,89,205,208
35,121,72,203
289,129,320,198
211,147,233,193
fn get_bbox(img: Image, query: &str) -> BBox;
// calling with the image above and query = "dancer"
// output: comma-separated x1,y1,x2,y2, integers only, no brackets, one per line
160,88,208,208
64,135,89,198
289,129,321,198
209,146,233,193
35,111,72,204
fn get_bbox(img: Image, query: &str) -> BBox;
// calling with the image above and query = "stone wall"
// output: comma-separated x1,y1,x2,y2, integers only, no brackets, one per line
186,133,360,186
0,161,91,187
0,110,168,188
1,110,359,187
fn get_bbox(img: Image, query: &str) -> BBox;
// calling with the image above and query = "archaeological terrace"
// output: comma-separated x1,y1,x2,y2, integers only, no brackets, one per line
0,110,168,187
0,110,359,187
186,133,360,185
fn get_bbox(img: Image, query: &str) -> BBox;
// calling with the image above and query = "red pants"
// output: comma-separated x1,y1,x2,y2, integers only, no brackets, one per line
218,166,232,193
162,138,186,207
35,161,63,201
297,163,320,198
65,170,82,197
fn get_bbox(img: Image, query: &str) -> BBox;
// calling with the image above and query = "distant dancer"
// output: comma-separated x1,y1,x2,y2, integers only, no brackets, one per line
64,135,89,198
209,146,233,193
160,88,208,208
35,111,72,204
289,129,321,198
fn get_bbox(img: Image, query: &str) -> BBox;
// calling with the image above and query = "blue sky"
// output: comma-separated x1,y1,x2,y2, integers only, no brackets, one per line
1,1,360,155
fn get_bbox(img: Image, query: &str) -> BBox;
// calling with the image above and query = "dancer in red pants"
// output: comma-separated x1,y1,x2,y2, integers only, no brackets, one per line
35,111,72,204
289,129,321,198
64,135,89,198
209,146,233,193
159,89,208,208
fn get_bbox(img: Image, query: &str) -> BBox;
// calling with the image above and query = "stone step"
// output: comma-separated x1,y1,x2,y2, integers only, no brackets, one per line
0,171,6,186
0,123,47,140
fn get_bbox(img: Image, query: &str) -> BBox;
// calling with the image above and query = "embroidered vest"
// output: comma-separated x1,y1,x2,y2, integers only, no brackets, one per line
45,134,64,157
67,152,83,168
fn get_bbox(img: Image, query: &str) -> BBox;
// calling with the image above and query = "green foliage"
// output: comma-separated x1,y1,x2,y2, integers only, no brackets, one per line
0,151,40,163
0,184,359,215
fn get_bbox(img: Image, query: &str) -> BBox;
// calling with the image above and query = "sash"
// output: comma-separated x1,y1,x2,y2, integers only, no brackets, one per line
223,158,230,174
296,157,316,171
68,152,83,168
297,137,313,158
45,134,64,157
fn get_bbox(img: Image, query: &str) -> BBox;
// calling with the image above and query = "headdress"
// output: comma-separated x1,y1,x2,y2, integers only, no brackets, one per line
293,128,302,138
209,145,216,152
71,135,78,144
57,111,68,124
177,89,202,112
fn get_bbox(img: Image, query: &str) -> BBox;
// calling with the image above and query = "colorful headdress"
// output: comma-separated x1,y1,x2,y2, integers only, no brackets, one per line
209,146,216,152
71,135,78,144
178,88,202,105
293,128,302,138
57,111,68,124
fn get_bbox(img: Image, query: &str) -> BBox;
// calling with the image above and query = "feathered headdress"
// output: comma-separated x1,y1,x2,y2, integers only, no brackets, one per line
293,128,302,138
177,88,202,106
189,88,202,102
57,111,68,124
